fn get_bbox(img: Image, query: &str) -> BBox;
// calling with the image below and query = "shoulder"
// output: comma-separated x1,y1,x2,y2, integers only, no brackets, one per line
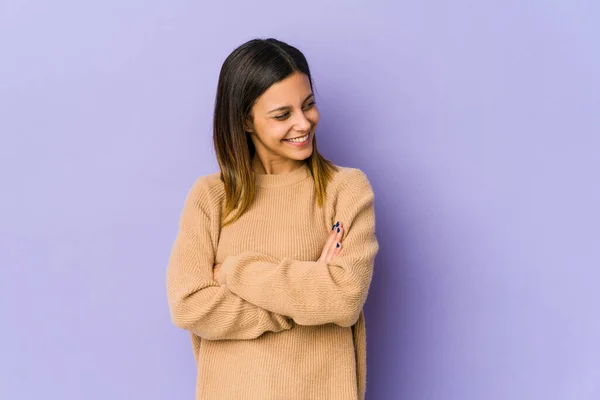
184,171,225,212
324,165,377,225
192,171,223,191
324,165,376,216
327,165,374,196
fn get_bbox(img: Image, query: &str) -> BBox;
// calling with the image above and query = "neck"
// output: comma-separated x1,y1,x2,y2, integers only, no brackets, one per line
251,157,306,175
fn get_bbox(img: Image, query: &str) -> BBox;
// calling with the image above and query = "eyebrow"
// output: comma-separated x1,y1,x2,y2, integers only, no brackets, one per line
267,93,315,114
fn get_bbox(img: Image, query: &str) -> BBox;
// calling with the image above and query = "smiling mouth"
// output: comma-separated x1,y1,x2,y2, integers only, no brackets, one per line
283,133,310,143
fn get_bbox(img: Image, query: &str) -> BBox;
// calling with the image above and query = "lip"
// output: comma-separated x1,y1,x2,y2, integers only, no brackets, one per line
283,132,311,147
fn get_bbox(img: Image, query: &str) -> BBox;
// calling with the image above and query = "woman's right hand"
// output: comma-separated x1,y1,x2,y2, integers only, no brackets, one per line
318,221,343,263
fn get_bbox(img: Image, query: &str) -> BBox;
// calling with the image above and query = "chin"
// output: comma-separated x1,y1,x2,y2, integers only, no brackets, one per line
285,147,313,160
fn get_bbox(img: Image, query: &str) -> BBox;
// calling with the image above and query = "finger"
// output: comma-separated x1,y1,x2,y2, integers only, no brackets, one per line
334,242,342,257
325,222,343,262
326,240,341,263
326,226,342,261
319,222,339,261
319,233,334,262
336,222,344,242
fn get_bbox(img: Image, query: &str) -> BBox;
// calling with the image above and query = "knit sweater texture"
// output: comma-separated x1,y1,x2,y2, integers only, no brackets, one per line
166,162,379,400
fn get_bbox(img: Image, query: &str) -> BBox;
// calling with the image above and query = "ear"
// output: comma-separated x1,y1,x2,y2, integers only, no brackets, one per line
244,115,254,133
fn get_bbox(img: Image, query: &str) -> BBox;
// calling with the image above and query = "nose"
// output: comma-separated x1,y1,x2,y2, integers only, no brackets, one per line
293,112,312,132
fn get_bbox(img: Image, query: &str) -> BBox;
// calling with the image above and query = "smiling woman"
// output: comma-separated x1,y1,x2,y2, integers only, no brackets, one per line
166,38,379,400
244,72,319,172
210,38,341,228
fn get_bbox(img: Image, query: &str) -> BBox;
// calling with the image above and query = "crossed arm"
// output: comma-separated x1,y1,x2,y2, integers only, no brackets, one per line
167,169,378,339
166,180,293,341
216,170,379,328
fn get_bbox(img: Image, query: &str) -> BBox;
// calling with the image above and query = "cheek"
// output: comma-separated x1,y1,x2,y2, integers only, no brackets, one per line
263,120,290,142
309,109,320,125
254,119,280,138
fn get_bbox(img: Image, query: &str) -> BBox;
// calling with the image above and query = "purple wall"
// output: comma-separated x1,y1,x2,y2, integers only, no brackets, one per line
1,1,599,399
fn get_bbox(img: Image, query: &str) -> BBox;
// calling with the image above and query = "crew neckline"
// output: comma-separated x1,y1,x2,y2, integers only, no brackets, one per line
252,162,311,188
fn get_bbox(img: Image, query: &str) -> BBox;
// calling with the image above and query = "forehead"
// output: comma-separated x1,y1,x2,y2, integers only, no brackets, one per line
255,72,312,107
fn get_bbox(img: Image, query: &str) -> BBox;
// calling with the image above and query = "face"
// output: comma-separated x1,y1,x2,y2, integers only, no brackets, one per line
245,72,319,173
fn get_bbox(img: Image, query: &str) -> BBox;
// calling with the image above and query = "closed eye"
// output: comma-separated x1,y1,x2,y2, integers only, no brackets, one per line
274,101,317,121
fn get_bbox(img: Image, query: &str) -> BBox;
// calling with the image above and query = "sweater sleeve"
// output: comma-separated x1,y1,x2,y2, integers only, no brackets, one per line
166,178,294,341
217,169,379,327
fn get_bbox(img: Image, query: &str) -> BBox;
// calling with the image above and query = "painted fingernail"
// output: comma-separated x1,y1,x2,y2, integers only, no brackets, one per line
332,224,335,230
337,227,340,233
336,242,340,248
335,221,340,227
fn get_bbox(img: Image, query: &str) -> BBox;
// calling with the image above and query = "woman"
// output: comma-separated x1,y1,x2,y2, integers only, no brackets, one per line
166,38,379,400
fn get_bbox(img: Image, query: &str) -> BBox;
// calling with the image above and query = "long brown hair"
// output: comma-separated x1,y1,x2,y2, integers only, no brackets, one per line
213,38,338,227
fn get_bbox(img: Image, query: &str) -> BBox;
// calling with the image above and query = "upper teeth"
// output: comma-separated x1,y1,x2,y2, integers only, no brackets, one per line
286,134,309,143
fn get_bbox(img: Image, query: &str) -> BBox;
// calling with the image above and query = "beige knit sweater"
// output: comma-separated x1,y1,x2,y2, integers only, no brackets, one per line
166,162,379,400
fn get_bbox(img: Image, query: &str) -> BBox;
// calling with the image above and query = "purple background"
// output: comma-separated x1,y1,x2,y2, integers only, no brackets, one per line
1,1,599,399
